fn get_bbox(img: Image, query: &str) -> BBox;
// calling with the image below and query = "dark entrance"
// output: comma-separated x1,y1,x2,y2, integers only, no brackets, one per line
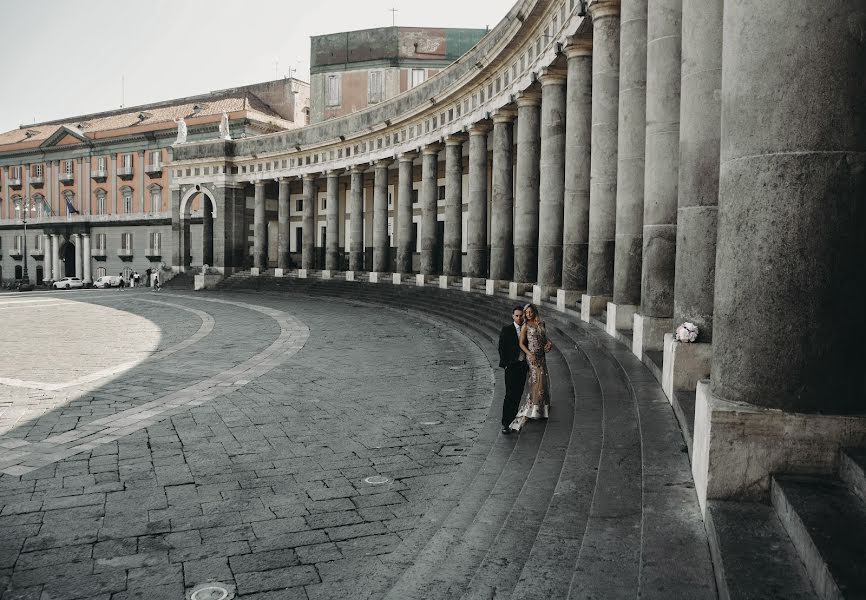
63,242,76,277
14,265,22,280
36,265,44,285
435,220,445,275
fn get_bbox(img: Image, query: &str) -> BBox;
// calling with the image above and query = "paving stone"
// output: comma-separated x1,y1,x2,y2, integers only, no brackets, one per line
182,556,233,587
234,565,320,594
229,548,299,573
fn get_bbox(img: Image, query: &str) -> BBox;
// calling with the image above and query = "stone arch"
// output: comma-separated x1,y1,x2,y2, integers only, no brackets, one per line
178,184,218,271
180,184,218,220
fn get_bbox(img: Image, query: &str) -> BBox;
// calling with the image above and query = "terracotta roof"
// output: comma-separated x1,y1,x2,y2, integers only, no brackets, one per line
0,92,287,148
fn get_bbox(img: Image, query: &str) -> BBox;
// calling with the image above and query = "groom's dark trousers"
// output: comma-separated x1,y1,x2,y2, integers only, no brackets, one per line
498,324,528,427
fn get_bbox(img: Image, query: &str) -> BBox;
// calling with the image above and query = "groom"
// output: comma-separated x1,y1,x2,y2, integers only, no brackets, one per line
497,306,528,434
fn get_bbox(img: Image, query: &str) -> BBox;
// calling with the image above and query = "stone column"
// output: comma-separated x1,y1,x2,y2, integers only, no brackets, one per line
443,134,466,284
325,171,341,273
559,37,593,311
202,200,214,267
74,234,83,280
301,174,317,271
253,181,266,273
170,188,183,271
82,233,92,284
51,234,61,281
396,152,417,275
44,234,53,282
277,177,290,274
661,0,721,401
419,144,441,280
372,160,391,276
348,166,365,272
607,0,648,333
692,0,866,510
633,0,682,359
512,91,541,296
582,0,621,321
489,110,516,289
535,68,568,303
466,122,490,285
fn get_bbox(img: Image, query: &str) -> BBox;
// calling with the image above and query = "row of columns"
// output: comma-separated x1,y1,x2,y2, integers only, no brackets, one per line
36,233,93,283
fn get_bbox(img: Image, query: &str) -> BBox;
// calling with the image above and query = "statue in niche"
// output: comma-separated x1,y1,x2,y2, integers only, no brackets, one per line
219,111,232,140
174,118,188,144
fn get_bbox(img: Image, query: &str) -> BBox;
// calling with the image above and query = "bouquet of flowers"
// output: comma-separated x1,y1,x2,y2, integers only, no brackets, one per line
675,322,699,343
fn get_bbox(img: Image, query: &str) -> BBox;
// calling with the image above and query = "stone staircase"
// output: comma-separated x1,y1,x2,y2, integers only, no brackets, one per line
211,271,716,599
159,271,196,290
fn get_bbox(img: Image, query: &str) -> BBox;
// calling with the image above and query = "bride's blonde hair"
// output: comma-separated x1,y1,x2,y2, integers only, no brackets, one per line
523,303,545,332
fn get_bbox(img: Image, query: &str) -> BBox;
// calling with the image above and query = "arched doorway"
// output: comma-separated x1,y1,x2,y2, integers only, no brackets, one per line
180,187,216,272
14,265,23,280
62,241,76,277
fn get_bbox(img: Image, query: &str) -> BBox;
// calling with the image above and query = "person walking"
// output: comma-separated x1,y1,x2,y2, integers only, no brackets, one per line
497,306,529,435
509,303,553,432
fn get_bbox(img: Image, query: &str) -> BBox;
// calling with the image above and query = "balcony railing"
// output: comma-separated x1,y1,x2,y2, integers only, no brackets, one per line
59,172,74,183
144,163,162,175
30,176,44,185
145,247,162,258
91,247,106,259
117,248,133,259
29,247,44,258
0,211,172,226
117,166,134,179
91,169,107,181
8,248,23,259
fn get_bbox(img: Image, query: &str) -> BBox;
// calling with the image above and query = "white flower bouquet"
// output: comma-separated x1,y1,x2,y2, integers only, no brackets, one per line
675,322,699,343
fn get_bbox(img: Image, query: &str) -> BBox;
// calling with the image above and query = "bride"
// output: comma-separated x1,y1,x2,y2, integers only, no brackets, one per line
509,303,553,432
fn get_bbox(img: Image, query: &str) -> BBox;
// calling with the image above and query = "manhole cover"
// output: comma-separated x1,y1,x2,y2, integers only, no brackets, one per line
189,583,234,600
363,475,391,485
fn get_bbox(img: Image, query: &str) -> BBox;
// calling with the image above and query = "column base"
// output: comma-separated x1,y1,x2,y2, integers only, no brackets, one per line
532,285,557,305
439,275,459,289
509,282,532,300
274,268,287,278
692,380,866,513
580,294,610,323
661,334,713,402
606,303,638,337
416,274,430,287
369,272,383,283
462,277,485,292
555,289,582,312
486,279,505,296
298,269,308,279
632,314,672,359
392,273,406,285
250,267,261,276
345,271,356,282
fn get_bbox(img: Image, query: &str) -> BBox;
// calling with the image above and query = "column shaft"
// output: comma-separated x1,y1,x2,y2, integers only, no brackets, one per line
612,0,648,305
52,234,61,280
467,126,489,278
278,178,290,270
514,94,541,284
44,234,53,282
253,181,266,270
326,172,341,271
490,113,515,281
74,235,83,280
443,137,465,277
349,168,365,271
537,73,568,292
202,201,214,266
82,233,92,284
170,188,182,270
396,154,416,273
419,146,440,276
372,162,390,272
711,0,866,412
302,175,316,270
586,0,621,297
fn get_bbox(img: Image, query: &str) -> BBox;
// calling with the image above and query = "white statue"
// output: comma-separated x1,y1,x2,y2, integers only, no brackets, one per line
219,111,232,140
174,118,188,144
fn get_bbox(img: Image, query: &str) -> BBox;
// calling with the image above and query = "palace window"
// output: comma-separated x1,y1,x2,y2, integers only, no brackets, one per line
122,154,133,169
149,185,162,213
96,233,106,249
296,199,303,212
150,232,161,250
321,197,327,211
122,191,133,214
410,68,426,89
150,150,160,167
121,232,132,250
62,191,74,215
11,166,20,179
368,70,384,104
96,190,107,215
326,74,341,107
64,160,73,176
32,164,43,177
97,157,106,171
96,266,107,279
34,195,48,217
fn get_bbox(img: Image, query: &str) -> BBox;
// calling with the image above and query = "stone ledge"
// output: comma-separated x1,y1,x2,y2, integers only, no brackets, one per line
662,334,712,402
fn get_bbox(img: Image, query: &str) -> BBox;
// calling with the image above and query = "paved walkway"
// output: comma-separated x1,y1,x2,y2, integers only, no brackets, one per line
0,289,493,599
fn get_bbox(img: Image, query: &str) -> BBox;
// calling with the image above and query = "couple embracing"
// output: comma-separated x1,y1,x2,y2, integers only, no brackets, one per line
497,303,553,434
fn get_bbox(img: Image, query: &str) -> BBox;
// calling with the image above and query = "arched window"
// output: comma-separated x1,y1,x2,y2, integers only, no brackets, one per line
119,186,133,214
148,183,162,213
32,193,47,217
62,191,75,215
95,189,107,215
96,266,106,279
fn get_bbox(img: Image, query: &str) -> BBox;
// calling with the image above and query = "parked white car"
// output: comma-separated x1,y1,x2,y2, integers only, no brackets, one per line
93,275,123,289
52,276,84,289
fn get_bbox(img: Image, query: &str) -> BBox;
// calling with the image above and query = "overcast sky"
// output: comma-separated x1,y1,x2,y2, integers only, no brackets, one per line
0,0,511,134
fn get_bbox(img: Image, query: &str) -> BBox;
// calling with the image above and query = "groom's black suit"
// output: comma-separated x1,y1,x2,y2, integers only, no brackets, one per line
498,322,528,428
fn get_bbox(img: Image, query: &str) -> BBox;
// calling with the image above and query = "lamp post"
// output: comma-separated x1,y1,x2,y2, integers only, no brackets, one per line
14,199,35,283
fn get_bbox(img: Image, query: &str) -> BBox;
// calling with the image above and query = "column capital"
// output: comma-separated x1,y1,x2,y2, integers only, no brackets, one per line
325,170,342,179
422,143,443,155
350,164,367,175
279,176,291,183
445,133,468,146
492,108,517,124
539,67,568,86
469,120,492,136
373,158,393,168
587,0,620,20
516,90,542,107
254,180,266,188
398,151,418,163
564,34,593,58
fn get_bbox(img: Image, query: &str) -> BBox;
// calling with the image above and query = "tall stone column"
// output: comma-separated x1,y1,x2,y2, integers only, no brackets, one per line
559,36,593,310
535,68,568,302
513,91,541,291
202,199,214,267
607,0,648,333
419,144,441,278
661,0,721,401
170,188,182,271
466,123,490,282
211,184,247,274
326,171,341,272
44,235,54,282
74,234,83,280
51,234,61,280
396,152,417,275
349,166,365,272
443,134,465,281
253,181,266,272
301,174,317,271
372,160,391,274
489,110,516,285
82,233,91,284
633,0,682,358
277,177,290,273
693,0,866,509
582,0,621,321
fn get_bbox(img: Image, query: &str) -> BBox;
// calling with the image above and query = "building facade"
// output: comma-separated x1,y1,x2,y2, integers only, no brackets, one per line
0,78,309,286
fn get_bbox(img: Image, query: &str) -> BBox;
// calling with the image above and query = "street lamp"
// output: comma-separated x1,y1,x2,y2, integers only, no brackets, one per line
14,199,36,284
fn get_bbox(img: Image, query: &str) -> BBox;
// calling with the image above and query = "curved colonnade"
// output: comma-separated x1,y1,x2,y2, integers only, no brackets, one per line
170,0,866,517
